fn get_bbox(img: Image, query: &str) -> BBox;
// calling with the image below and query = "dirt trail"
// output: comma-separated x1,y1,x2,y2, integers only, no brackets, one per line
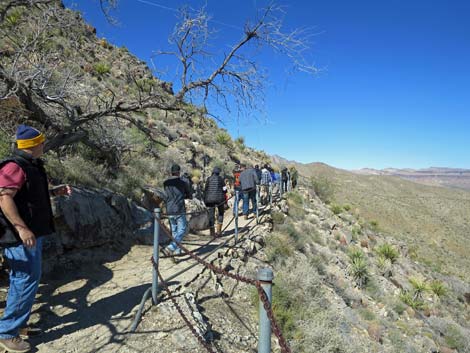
27,208,265,353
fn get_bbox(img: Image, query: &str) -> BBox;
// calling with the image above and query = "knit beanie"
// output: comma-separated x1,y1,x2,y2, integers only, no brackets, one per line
213,167,221,175
16,124,45,149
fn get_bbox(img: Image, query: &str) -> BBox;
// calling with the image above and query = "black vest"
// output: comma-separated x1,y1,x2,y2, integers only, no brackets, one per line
0,150,54,246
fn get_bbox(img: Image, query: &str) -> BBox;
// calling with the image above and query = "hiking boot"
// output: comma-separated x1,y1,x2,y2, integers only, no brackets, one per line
0,336,31,353
244,214,248,220
161,247,173,257
209,227,215,237
216,223,223,236
19,325,41,337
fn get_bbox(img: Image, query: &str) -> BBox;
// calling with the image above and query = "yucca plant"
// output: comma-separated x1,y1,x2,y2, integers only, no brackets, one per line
376,243,399,264
409,277,428,300
350,257,368,288
399,290,426,310
376,255,392,275
348,248,365,262
429,280,447,298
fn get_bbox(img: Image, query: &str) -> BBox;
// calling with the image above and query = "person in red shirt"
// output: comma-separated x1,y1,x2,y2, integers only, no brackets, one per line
0,125,71,353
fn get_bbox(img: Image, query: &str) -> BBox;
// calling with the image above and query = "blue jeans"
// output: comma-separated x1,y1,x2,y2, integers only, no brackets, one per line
0,237,43,339
167,215,188,253
242,190,257,215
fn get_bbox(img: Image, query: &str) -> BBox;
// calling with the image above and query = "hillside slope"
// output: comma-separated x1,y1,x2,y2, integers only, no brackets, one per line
285,161,470,280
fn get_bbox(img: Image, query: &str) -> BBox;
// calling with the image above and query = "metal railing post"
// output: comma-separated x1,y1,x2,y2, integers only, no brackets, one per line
256,185,260,224
258,268,274,353
152,208,161,304
288,174,291,192
268,182,272,206
234,190,239,243
279,179,283,198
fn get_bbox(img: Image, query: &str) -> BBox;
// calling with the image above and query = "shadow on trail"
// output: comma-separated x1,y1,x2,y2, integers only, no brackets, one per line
29,241,154,351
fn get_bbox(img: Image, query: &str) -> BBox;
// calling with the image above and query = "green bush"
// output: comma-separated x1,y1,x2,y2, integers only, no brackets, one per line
287,191,303,206
271,282,298,339
444,324,467,351
0,131,12,159
93,62,111,75
376,243,399,263
271,211,285,224
343,204,352,211
310,176,334,204
215,131,232,145
369,220,379,231
265,233,294,263
330,204,343,215
5,9,22,27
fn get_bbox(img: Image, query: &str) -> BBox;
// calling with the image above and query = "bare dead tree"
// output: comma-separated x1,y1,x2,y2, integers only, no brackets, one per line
1,0,317,167
0,0,175,166
155,3,318,118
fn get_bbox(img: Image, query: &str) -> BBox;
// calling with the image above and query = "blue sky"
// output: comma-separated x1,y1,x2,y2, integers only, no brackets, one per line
63,0,470,169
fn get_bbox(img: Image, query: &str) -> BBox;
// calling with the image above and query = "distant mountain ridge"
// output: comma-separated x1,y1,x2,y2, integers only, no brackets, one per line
353,167,470,190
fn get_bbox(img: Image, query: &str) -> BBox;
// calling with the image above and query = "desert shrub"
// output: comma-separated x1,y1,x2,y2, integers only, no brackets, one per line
46,155,106,188
0,131,12,159
289,204,306,221
234,136,245,145
349,257,368,288
376,243,399,263
302,222,323,245
392,300,407,315
343,204,352,211
429,280,447,298
215,131,232,146
444,324,468,351
351,225,362,237
270,281,299,339
278,223,306,252
369,220,379,231
310,176,334,204
5,9,22,27
330,203,342,215
265,233,294,263
93,62,111,75
287,191,303,206
271,211,285,224
358,308,376,321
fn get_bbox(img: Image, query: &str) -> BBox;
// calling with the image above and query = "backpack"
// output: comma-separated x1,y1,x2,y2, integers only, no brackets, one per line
233,171,241,187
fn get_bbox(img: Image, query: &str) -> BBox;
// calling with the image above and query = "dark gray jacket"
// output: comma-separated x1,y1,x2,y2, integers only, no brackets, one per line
163,176,192,214
204,174,225,204
239,168,259,191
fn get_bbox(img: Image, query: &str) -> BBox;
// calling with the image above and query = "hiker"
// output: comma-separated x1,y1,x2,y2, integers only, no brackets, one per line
254,164,262,181
161,164,192,257
231,165,242,214
239,164,259,219
203,167,226,237
281,167,289,193
290,166,298,189
0,125,72,353
260,164,272,205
